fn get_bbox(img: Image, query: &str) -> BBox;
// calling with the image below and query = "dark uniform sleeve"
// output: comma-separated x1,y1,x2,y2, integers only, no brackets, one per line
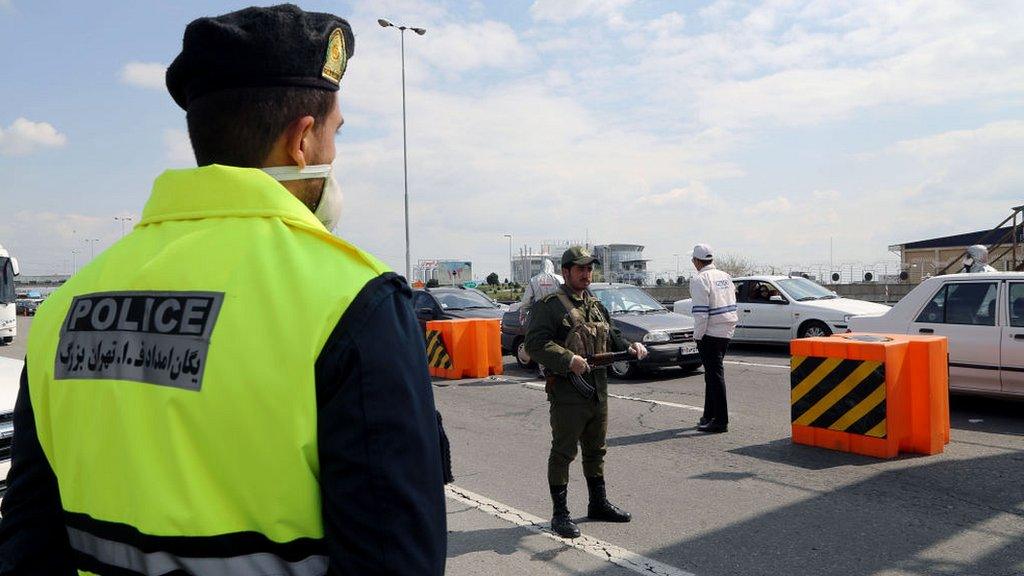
314,272,447,576
598,302,630,353
0,362,76,575
524,298,574,374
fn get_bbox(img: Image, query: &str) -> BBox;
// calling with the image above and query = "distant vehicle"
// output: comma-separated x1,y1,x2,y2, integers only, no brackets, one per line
0,356,21,497
503,283,701,378
674,275,890,344
0,244,20,345
412,286,505,331
15,299,38,316
848,272,1024,398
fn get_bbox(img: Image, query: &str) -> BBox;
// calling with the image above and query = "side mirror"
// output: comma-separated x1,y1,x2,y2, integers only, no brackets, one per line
10,257,19,276
769,295,785,304
417,307,435,318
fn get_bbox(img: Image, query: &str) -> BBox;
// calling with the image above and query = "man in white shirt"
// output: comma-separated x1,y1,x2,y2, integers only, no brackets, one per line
688,244,738,433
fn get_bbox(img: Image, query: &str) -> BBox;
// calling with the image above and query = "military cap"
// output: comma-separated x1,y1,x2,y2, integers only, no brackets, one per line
166,4,355,110
561,246,601,268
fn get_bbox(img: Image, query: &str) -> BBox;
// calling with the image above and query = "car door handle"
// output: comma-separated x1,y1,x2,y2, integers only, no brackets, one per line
919,328,934,334
743,309,751,313
1015,334,1024,340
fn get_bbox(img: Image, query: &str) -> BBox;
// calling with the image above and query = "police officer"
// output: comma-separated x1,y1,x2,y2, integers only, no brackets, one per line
689,243,738,434
525,246,647,539
0,5,446,575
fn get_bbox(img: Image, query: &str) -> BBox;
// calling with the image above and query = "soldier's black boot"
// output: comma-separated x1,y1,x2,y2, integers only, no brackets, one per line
586,476,632,523
549,484,581,538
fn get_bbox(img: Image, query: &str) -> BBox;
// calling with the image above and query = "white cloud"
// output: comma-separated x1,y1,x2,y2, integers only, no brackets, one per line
0,117,67,156
0,0,13,12
639,181,712,206
120,61,166,90
529,0,634,24
889,120,1024,160
163,129,194,166
418,21,532,72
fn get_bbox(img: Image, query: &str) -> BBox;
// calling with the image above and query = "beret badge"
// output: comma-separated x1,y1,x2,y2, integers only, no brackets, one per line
322,28,347,84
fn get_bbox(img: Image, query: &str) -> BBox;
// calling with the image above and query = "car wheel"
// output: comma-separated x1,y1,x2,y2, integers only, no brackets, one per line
799,320,832,339
514,338,536,369
609,360,637,379
2,337,11,345
678,362,702,374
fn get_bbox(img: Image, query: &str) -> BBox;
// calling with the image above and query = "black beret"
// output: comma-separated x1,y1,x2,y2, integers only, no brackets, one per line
166,4,355,110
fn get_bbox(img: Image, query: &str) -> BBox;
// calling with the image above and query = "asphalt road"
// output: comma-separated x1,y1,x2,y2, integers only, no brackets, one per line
4,317,1023,575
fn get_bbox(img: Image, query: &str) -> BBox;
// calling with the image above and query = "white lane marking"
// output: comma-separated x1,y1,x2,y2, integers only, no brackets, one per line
524,382,704,412
446,484,696,576
724,360,789,369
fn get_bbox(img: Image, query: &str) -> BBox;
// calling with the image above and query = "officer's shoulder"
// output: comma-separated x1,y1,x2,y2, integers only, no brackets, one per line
539,292,562,305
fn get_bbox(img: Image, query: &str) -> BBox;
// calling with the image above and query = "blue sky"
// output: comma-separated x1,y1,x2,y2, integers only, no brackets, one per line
1,0,1022,280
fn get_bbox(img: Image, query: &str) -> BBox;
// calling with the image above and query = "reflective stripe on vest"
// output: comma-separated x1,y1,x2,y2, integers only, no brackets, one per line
68,527,328,576
26,165,390,574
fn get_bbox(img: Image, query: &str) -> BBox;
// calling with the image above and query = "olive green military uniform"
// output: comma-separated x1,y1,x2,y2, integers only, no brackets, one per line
525,284,629,485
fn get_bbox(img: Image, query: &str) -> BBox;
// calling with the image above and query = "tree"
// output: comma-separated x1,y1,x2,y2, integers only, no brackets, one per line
714,253,757,277
486,272,499,285
426,278,440,288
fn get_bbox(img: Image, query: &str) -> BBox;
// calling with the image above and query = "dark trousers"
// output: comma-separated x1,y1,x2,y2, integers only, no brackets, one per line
548,400,608,485
697,335,730,425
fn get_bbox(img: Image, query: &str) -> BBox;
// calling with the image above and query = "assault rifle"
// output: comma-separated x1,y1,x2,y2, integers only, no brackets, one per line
556,351,636,400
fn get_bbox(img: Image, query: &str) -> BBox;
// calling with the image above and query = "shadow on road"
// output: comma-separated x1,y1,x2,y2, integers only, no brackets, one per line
582,451,1024,576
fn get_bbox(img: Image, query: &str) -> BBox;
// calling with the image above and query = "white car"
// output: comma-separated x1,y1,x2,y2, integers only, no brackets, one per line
674,275,890,343
0,356,20,496
848,272,1024,397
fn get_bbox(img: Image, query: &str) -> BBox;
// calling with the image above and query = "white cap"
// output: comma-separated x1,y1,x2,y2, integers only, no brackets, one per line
691,243,713,261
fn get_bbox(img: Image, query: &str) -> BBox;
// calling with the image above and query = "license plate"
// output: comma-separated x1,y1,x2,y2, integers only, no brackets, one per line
679,343,697,356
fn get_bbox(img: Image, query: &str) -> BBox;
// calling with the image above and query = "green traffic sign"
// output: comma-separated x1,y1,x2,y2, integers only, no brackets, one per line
463,281,478,289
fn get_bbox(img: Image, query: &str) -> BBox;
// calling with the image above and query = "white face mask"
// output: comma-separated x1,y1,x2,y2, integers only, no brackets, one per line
261,164,344,232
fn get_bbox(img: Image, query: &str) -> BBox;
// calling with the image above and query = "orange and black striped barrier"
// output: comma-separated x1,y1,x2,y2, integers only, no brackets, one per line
425,319,503,379
790,333,949,459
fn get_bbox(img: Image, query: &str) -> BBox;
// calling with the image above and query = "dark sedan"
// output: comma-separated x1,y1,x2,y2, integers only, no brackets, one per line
501,283,701,378
412,286,505,331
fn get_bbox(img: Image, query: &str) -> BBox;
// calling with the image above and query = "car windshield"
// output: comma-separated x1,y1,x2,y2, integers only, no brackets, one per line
777,278,836,301
591,286,665,314
434,289,496,310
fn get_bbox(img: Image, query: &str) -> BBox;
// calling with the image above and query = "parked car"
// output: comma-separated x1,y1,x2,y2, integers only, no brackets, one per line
502,283,701,378
848,272,1024,398
15,298,38,316
412,286,505,331
674,275,890,343
0,356,20,498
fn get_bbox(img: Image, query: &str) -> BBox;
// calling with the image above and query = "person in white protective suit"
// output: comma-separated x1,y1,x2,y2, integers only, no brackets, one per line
521,259,564,318
962,244,998,273
520,258,564,377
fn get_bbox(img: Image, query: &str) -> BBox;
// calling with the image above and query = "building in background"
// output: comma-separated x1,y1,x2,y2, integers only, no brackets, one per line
890,225,1024,282
414,259,473,285
594,244,649,285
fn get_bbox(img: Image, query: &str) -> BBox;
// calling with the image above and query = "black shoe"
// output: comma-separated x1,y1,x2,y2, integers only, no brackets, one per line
550,485,581,538
697,419,727,433
698,416,710,426
585,477,632,523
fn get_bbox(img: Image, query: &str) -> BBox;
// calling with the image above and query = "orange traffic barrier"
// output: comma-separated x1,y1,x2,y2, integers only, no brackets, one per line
789,333,949,459
425,319,503,379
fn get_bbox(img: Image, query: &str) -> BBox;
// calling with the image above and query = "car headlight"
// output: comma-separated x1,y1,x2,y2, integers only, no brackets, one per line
842,314,852,323
643,331,670,343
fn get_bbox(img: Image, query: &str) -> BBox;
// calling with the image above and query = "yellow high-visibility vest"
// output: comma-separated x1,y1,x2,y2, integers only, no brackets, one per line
27,165,387,575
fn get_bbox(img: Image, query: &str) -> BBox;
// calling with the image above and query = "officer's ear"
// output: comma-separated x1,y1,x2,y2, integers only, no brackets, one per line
283,115,316,168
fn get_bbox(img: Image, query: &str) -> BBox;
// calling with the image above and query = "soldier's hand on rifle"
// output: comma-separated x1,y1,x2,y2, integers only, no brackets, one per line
628,342,648,360
569,355,590,375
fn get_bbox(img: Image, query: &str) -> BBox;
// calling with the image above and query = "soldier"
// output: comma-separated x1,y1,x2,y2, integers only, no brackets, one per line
525,246,648,539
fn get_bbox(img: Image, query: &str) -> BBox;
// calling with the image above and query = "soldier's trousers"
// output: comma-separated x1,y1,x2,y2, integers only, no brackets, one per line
548,399,608,486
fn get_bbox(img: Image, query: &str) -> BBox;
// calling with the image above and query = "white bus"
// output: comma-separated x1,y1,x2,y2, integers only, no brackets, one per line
0,244,19,345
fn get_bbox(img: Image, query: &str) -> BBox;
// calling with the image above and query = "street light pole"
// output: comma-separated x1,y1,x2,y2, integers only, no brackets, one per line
379,18,425,281
114,216,133,239
504,234,513,284
84,238,99,260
